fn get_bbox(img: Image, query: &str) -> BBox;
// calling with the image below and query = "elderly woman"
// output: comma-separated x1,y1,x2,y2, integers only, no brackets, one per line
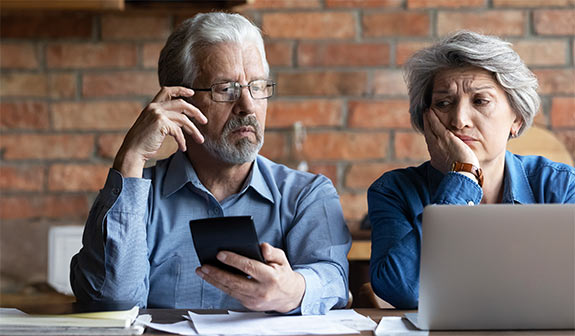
368,31,575,309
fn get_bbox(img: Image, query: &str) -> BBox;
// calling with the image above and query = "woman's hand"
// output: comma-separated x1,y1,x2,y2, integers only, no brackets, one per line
423,109,479,174
113,86,208,178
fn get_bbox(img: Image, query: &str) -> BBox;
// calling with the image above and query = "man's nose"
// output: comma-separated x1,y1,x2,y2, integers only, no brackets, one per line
234,86,256,115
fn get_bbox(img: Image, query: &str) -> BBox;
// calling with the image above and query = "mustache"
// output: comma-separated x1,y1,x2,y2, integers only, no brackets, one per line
222,115,261,136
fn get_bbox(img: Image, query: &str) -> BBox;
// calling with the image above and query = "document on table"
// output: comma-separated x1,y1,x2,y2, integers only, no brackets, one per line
139,309,377,335
374,316,429,336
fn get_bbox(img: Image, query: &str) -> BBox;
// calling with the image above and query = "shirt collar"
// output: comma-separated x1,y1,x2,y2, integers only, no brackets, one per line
502,150,536,204
162,151,274,204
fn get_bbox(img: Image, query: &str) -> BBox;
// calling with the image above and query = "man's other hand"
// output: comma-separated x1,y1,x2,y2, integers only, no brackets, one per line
195,242,306,313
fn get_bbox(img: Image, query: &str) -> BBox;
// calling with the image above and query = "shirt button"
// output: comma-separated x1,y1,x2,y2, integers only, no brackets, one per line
467,201,475,205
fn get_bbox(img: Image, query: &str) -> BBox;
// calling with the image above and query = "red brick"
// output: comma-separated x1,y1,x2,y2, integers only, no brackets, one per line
345,162,407,189
239,0,321,8
49,73,77,99
0,102,49,130
101,15,171,40
0,73,48,97
142,42,164,68
534,69,575,95
555,130,575,163
302,131,390,160
262,12,356,39
48,164,110,192
550,97,575,128
326,0,402,8
348,100,411,129
0,165,45,192
373,70,408,96
46,43,137,69
52,101,142,130
0,195,90,220
260,131,288,161
533,108,547,128
82,71,158,97
394,131,430,161
339,192,368,223
512,40,567,66
0,13,92,39
267,100,343,127
494,0,574,7
265,41,293,67
0,134,94,160
0,43,38,69
276,72,367,96
308,163,338,186
298,42,390,67
98,134,125,159
363,12,430,37
407,0,485,8
534,10,575,36
396,41,432,65
437,11,525,36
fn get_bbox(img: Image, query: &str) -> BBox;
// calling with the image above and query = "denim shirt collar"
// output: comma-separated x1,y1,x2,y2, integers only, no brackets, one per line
162,151,274,204
502,150,536,204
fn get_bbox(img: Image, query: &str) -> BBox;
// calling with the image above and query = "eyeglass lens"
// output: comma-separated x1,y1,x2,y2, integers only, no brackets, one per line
211,80,274,102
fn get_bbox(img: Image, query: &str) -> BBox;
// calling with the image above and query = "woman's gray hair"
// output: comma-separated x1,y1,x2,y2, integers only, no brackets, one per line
158,12,269,88
404,30,540,136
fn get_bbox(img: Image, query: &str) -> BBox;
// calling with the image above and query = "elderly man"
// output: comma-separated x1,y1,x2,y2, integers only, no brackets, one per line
70,12,351,315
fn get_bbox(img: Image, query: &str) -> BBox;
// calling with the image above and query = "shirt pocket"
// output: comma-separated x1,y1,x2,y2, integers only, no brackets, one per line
148,254,181,308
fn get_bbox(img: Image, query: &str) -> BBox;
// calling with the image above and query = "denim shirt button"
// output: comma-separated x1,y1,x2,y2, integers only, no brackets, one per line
467,200,475,206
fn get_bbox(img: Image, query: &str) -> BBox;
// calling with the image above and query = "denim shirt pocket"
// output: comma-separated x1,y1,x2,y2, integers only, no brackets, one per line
148,254,181,308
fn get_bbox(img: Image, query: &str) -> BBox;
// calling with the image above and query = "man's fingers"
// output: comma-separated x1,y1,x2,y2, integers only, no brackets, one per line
216,251,269,280
160,99,207,124
153,86,195,103
196,266,258,297
260,243,288,265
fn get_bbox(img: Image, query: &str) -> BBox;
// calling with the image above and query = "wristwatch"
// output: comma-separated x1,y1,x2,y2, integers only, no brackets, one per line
451,161,484,187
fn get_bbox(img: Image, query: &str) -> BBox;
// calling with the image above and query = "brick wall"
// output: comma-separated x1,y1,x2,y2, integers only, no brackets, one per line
1,0,574,287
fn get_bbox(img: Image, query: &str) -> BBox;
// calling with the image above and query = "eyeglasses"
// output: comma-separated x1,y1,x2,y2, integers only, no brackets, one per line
191,79,276,102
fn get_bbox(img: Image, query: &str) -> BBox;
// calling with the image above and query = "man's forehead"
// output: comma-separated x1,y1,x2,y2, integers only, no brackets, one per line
195,42,266,84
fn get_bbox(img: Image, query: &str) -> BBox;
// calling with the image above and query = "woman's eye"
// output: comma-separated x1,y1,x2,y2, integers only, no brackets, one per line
474,98,489,106
434,100,449,108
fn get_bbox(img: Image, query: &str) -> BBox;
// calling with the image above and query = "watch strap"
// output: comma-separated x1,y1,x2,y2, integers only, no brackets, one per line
451,161,484,187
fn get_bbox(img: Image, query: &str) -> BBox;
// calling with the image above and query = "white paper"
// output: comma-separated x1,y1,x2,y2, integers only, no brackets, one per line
189,311,359,335
375,316,429,336
140,309,376,336
323,309,377,331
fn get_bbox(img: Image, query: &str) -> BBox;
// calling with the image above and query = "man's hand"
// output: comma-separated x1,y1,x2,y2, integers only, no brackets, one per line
423,109,479,174
113,86,207,178
195,242,306,313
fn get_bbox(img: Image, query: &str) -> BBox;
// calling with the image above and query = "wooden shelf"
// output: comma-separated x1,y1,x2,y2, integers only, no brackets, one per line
0,0,124,11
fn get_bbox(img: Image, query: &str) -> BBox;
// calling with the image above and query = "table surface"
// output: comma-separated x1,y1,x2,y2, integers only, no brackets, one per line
140,308,575,336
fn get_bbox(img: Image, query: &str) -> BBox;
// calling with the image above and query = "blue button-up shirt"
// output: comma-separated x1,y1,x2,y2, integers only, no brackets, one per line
368,151,575,309
71,151,351,314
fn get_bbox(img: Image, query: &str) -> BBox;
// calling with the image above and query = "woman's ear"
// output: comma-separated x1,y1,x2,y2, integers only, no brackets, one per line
510,114,524,138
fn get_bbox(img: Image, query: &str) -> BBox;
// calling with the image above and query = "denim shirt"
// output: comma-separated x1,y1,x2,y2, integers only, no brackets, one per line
70,151,351,314
368,151,575,309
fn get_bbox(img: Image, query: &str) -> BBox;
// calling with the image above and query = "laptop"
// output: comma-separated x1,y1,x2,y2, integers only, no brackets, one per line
406,204,575,330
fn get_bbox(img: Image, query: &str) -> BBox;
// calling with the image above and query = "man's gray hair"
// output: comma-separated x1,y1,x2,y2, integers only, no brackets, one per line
404,30,540,136
158,12,269,88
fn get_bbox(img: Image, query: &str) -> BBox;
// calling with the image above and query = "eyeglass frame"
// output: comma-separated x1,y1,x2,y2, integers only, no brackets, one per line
190,79,276,103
